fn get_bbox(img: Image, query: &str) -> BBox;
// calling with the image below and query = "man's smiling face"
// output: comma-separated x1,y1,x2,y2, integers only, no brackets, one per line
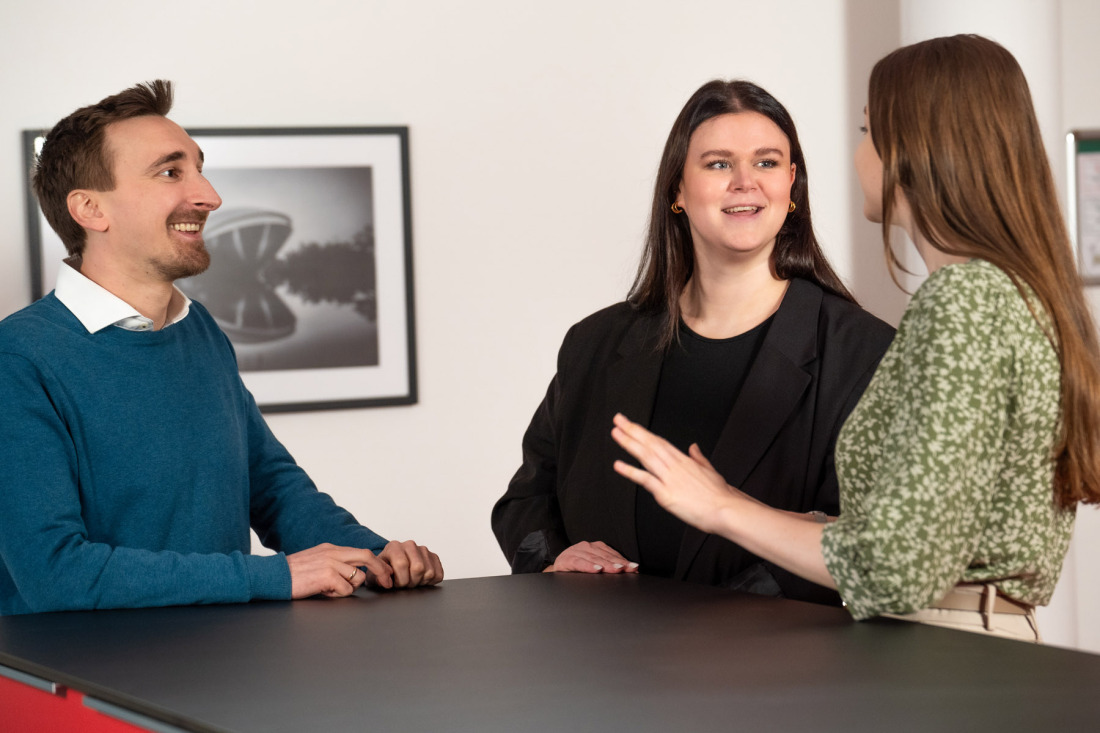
96,115,222,282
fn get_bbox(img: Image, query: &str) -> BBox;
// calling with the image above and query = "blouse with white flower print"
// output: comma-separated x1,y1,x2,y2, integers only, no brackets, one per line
821,259,1074,621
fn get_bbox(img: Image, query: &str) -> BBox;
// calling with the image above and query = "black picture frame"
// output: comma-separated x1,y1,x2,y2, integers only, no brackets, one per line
23,126,417,412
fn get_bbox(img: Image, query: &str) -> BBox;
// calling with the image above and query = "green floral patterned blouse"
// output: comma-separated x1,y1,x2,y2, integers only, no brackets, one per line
821,259,1075,620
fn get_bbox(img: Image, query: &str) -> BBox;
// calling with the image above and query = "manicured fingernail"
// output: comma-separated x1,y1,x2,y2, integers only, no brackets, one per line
593,565,603,571
627,562,639,569
613,563,624,569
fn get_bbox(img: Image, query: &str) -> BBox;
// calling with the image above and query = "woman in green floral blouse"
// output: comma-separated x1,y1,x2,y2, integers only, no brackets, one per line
609,34,1100,642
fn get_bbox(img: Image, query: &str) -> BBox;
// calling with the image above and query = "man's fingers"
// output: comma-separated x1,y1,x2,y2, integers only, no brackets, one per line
377,540,444,588
345,549,392,590
314,544,392,590
344,563,367,589
425,550,444,585
288,544,381,598
382,541,413,587
409,544,443,585
288,541,444,596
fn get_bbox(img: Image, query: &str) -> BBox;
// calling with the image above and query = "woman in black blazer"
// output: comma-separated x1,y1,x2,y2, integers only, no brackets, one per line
492,80,894,604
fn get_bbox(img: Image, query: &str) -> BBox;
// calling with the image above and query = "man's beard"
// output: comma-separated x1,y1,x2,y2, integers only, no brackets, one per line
152,240,211,281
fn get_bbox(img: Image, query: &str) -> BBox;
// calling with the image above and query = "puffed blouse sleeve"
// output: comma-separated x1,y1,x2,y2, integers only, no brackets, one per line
820,265,1022,620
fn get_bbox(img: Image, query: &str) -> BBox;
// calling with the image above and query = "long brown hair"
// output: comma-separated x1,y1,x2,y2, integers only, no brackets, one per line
869,34,1100,508
628,80,854,349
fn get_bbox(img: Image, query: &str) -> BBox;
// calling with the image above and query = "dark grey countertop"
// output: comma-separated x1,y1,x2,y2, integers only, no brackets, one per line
2,573,1098,732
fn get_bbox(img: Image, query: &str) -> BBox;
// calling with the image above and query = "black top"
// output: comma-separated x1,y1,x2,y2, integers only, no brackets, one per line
492,278,897,605
636,316,772,577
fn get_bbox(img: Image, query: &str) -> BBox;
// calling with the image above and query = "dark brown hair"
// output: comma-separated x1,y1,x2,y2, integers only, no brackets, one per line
869,34,1100,507
32,80,174,256
628,79,855,348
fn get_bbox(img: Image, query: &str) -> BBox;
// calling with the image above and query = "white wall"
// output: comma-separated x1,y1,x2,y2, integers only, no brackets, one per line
1060,0,1100,655
0,0,856,578
0,0,1094,649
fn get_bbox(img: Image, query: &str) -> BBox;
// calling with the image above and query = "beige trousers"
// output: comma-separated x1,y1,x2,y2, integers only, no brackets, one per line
883,586,1041,643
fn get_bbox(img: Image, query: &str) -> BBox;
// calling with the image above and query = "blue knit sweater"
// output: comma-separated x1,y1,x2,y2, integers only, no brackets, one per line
0,294,387,615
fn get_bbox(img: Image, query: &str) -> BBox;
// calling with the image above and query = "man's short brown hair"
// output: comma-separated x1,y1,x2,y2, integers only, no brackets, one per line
31,80,174,257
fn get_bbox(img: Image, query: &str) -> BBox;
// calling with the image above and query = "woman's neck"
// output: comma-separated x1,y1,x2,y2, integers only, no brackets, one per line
912,233,970,274
893,195,969,274
680,258,788,339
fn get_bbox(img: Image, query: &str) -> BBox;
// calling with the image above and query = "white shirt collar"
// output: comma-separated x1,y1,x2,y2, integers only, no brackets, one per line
54,259,192,333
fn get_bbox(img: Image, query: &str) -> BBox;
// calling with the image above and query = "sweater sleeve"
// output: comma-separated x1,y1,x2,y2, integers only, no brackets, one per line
243,387,389,556
820,268,1012,620
0,351,289,615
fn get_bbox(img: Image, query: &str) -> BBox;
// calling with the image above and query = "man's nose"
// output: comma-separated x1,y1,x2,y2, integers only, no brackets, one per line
192,175,222,211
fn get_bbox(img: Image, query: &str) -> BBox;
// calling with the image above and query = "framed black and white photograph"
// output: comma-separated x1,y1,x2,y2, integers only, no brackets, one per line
23,127,418,412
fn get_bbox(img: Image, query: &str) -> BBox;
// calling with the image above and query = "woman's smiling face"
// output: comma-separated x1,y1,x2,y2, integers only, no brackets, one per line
674,111,796,264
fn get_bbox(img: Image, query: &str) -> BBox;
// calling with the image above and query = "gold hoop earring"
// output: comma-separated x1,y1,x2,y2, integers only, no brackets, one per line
788,202,796,213
671,202,683,214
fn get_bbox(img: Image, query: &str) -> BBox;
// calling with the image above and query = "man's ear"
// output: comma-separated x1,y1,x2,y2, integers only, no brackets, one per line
67,190,109,233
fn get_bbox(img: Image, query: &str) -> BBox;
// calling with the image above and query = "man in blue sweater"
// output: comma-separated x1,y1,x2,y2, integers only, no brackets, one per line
0,80,443,615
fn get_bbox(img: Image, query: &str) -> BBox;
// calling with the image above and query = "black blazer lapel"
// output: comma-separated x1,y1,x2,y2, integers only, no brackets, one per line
675,280,822,578
603,312,664,560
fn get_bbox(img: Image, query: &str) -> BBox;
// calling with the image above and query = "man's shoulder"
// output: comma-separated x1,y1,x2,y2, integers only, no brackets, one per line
180,298,222,333
0,295,77,352
0,293,65,324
